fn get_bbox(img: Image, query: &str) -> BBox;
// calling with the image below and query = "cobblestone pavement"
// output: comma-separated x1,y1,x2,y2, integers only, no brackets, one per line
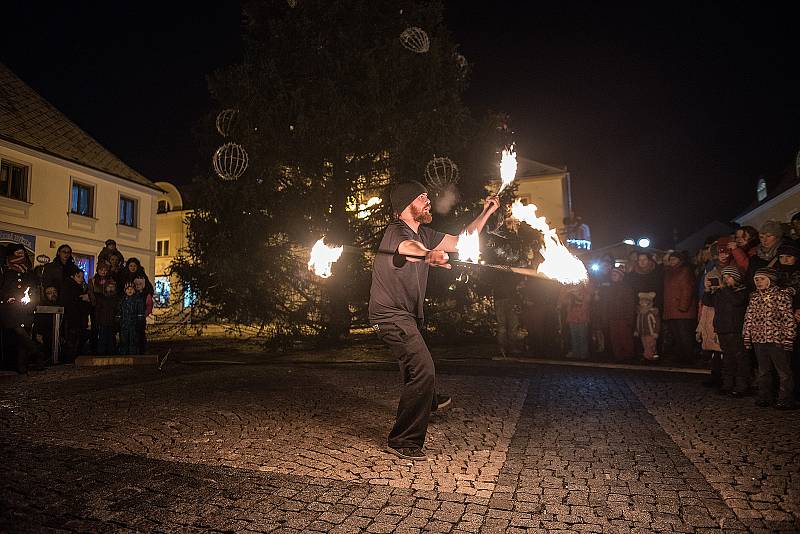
1,359,798,532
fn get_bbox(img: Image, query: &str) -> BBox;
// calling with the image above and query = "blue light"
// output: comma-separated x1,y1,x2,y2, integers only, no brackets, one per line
637,238,651,248
591,263,601,272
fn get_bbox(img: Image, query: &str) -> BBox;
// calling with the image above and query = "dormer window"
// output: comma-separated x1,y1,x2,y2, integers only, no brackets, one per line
756,178,767,202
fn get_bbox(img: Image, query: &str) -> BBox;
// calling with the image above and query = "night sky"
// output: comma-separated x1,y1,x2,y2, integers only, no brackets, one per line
1,2,797,248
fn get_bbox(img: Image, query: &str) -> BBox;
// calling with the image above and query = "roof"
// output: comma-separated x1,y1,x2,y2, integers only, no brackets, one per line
0,62,159,190
676,220,737,253
734,166,800,221
516,157,567,178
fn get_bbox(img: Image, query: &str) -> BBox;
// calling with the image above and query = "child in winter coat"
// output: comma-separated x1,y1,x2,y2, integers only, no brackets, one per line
743,268,796,409
702,266,751,395
697,269,722,386
94,279,120,355
117,282,145,355
635,292,660,361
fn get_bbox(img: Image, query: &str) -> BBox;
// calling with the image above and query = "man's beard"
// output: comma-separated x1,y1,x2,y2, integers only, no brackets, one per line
411,204,433,224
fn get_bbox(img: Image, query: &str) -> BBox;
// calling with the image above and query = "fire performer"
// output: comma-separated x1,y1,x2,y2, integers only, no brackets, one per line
370,180,499,461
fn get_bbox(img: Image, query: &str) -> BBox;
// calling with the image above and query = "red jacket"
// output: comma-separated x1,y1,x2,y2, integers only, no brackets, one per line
663,264,697,320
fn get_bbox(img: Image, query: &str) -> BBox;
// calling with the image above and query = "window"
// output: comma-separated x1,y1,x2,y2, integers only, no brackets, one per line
157,199,170,213
119,195,137,226
156,239,170,257
154,276,171,308
71,182,94,216
756,178,767,202
72,253,95,283
0,159,29,201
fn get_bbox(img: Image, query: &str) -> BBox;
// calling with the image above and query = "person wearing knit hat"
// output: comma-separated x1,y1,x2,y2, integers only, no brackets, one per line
754,267,778,283
703,264,751,395
720,266,742,285
776,242,800,299
777,242,800,259
370,185,500,460
389,180,428,217
744,264,797,409
1,243,46,373
760,220,783,238
745,223,784,289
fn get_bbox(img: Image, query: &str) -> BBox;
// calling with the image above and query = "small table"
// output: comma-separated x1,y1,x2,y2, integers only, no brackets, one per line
34,305,64,364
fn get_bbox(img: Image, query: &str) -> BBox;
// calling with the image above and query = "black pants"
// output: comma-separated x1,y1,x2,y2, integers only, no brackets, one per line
664,319,696,364
6,327,44,373
376,316,437,449
718,333,750,392
754,343,794,403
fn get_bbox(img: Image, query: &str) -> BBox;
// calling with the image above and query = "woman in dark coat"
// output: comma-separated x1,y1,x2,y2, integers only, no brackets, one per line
40,244,75,302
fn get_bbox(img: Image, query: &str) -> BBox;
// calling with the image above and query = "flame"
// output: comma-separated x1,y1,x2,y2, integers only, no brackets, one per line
21,287,31,305
497,145,517,194
455,229,481,264
510,200,587,284
308,238,343,278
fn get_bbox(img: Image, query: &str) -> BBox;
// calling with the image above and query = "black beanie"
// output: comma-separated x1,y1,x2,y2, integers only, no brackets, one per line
389,181,427,215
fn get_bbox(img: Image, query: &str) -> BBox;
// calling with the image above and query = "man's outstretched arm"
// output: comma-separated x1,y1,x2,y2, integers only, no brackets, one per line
438,195,500,253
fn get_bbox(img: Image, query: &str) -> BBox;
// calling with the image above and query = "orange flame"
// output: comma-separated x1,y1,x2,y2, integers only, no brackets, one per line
308,238,343,278
510,200,587,284
497,145,517,194
455,229,481,263
21,287,31,305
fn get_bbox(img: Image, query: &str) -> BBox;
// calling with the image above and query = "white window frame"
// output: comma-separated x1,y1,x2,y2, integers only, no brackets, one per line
119,194,138,227
156,239,170,257
0,156,31,202
69,178,96,218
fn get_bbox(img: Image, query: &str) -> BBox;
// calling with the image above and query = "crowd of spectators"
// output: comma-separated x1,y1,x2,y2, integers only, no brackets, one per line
493,217,800,410
0,239,154,374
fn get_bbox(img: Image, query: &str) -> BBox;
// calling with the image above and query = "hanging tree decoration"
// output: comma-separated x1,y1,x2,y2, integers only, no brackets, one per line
286,0,297,7
400,27,430,53
213,142,249,181
425,156,459,190
455,53,468,78
215,108,239,137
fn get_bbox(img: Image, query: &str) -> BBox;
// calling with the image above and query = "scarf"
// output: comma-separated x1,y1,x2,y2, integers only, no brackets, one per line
757,239,781,261
6,255,28,273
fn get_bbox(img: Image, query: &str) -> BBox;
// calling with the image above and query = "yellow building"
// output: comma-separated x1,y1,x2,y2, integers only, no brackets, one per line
513,156,572,230
153,181,192,314
0,63,160,277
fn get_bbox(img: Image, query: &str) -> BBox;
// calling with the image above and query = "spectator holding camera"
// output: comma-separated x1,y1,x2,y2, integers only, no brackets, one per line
702,266,751,395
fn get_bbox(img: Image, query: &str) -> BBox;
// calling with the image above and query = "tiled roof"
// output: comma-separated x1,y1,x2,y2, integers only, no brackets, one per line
517,157,567,178
0,62,158,190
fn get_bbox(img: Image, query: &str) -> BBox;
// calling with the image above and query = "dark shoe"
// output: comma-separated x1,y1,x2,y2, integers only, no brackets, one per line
755,399,771,408
386,446,427,461
775,401,797,411
432,394,451,414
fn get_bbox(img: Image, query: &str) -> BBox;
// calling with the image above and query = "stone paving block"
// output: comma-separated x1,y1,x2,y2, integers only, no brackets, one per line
2,362,799,532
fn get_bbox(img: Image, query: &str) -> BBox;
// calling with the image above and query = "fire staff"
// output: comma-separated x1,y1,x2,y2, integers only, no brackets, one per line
369,180,499,461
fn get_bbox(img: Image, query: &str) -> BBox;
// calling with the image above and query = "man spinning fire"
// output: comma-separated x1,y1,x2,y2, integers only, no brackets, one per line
369,180,500,460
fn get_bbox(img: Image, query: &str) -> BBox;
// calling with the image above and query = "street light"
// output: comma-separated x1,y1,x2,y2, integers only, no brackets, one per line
623,239,635,245
637,238,651,248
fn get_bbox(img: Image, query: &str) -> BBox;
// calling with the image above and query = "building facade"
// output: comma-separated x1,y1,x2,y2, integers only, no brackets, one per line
153,181,192,314
0,63,160,278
